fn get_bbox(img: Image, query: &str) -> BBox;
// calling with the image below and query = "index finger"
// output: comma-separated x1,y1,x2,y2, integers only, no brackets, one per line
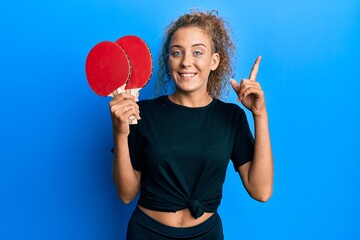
249,56,262,81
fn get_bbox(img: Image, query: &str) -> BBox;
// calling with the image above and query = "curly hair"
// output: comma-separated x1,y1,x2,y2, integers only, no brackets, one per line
155,9,235,99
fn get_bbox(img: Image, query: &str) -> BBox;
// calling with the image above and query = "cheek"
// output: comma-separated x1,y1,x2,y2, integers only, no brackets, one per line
168,59,177,71
196,59,212,72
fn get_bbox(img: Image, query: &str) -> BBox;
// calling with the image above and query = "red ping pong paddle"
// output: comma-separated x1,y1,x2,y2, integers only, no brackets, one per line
85,41,131,97
116,35,153,124
116,35,153,98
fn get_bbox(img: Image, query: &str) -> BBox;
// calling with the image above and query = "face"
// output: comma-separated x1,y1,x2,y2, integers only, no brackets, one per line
168,26,220,95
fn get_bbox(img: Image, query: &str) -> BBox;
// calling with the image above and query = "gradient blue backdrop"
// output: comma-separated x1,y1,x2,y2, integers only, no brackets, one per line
1,0,359,239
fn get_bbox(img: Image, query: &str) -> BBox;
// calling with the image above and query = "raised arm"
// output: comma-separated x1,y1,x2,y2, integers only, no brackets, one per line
109,92,142,204
230,56,274,202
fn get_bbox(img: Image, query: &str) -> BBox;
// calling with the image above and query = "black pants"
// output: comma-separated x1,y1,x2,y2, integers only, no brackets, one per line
126,207,224,240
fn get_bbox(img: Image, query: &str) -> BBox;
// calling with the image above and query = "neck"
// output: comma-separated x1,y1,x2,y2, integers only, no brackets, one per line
169,91,213,108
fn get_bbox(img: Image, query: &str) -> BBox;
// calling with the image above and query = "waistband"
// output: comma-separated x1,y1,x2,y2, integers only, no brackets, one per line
132,206,221,238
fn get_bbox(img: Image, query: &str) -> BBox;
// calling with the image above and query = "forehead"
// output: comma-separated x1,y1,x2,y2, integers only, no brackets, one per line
170,26,212,47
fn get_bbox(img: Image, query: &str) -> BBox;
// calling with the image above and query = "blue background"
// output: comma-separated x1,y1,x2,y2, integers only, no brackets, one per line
1,0,359,239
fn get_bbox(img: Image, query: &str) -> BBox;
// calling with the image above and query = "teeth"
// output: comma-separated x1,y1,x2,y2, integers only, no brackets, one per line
180,73,195,77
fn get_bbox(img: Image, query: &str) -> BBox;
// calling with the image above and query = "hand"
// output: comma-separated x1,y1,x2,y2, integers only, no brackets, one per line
230,56,266,117
109,91,141,136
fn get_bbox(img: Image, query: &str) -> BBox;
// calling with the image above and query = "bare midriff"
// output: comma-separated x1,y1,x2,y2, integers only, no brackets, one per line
138,205,214,228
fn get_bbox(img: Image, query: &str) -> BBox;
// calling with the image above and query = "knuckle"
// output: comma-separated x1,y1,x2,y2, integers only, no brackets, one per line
114,94,123,100
119,115,128,122
113,109,122,117
125,99,134,105
109,105,116,113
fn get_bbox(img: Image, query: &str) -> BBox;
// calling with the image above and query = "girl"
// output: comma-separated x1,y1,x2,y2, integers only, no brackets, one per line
110,10,273,240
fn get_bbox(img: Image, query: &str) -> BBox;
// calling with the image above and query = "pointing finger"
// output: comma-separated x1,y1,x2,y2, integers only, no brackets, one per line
249,56,262,81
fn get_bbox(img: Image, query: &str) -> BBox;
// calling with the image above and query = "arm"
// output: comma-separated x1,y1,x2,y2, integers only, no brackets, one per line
110,92,142,204
230,56,274,202
238,112,273,202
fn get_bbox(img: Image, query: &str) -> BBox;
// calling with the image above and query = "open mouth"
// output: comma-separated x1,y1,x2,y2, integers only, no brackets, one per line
179,73,196,78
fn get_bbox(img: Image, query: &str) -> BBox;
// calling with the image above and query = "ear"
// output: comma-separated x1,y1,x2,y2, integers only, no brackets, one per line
210,53,220,71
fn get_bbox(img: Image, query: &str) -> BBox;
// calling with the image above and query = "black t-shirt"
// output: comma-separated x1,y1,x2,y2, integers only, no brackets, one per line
128,96,254,218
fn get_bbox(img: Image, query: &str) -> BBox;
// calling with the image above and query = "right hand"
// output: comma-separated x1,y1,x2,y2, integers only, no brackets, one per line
109,91,140,137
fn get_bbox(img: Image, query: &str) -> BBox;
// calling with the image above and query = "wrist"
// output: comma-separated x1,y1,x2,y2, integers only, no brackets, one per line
113,132,129,144
253,110,268,120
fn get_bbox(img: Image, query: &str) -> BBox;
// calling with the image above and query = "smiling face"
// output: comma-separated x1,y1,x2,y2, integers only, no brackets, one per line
168,26,220,96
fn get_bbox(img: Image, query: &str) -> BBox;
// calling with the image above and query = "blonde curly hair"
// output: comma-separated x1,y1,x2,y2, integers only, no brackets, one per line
155,10,235,99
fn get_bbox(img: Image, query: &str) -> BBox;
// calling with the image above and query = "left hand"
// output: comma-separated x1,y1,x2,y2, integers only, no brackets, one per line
230,56,266,116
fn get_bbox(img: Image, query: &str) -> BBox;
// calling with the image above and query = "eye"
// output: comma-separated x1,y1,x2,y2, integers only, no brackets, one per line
193,51,203,56
171,51,183,57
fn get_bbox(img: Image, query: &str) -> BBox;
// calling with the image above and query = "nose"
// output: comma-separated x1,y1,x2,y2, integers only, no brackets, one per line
180,52,192,68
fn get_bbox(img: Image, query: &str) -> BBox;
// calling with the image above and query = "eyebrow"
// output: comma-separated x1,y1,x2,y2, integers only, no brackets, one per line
170,43,207,49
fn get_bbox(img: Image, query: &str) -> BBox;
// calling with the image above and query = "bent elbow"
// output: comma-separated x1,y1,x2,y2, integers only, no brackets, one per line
255,193,272,202
121,198,133,205
250,188,273,202
119,194,136,204
115,187,138,204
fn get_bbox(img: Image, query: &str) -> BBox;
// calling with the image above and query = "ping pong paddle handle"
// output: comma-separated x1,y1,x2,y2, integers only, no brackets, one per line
128,88,141,124
129,88,141,99
129,116,138,125
108,85,127,97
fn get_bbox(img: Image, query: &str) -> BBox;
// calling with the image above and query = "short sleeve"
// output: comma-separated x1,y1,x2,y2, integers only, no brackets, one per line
127,124,143,171
231,108,254,171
